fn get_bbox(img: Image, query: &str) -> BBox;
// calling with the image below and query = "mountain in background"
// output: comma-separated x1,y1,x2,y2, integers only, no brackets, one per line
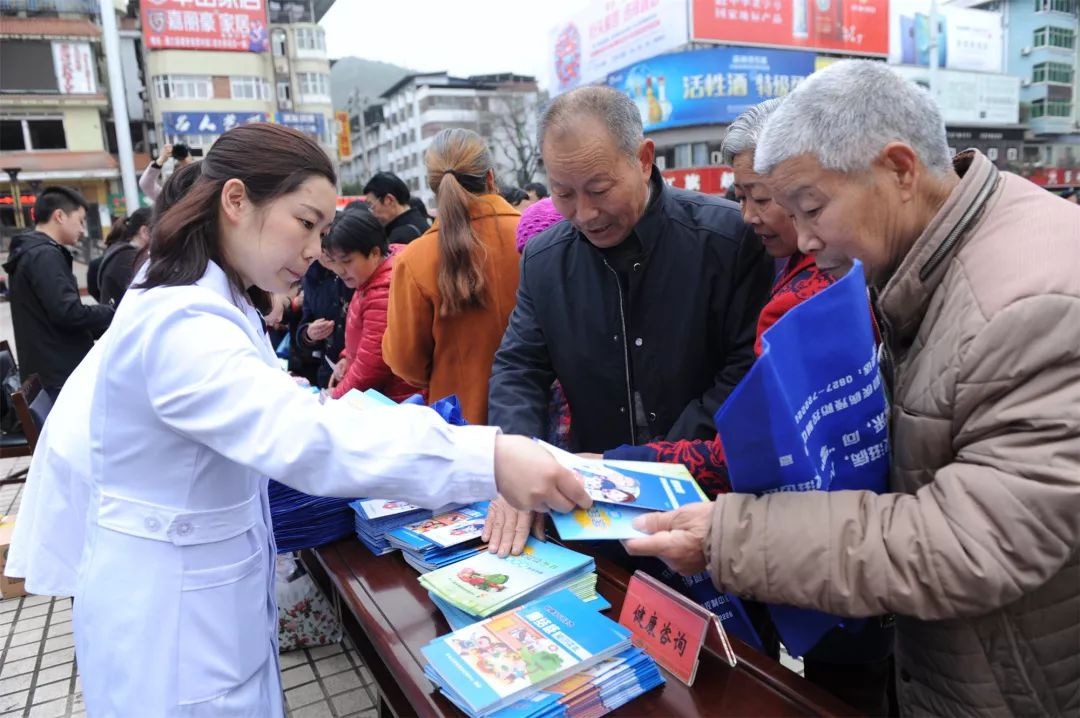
329,57,415,109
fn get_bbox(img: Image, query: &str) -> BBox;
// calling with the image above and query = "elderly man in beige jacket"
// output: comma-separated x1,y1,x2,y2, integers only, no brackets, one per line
625,60,1080,717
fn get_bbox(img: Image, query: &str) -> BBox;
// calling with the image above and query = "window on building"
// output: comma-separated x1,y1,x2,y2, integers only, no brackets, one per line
1035,0,1077,12
0,117,66,150
272,29,287,57
1033,62,1073,83
1050,26,1076,48
674,144,692,168
1034,27,1048,45
297,72,330,99
230,76,271,101
277,81,291,102
294,27,326,52
692,143,709,166
153,75,212,100
1030,99,1073,117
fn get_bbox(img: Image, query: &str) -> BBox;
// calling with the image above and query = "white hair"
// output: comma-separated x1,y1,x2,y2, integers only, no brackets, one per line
754,60,952,177
720,97,785,166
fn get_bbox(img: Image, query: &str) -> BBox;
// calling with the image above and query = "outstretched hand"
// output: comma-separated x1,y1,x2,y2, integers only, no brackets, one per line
482,495,546,558
622,502,714,576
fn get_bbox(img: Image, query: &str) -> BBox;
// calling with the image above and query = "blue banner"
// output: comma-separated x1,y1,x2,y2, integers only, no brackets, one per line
274,111,326,139
606,46,817,132
162,111,268,136
714,261,889,657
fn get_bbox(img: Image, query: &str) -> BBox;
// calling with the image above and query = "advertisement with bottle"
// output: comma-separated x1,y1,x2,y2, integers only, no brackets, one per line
606,46,817,132
691,0,889,55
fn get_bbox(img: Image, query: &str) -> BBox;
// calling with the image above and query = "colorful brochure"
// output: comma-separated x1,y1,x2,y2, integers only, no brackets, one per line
388,502,489,553
422,589,632,717
420,538,594,618
538,442,708,511
550,504,650,541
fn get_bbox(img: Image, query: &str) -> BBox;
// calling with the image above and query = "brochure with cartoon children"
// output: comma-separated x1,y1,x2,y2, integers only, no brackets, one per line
550,504,651,541
353,498,425,521
419,538,594,617
388,502,490,553
422,589,632,717
537,441,708,512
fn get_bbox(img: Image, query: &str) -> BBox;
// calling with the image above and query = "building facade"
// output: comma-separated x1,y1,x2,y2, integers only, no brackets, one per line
339,72,543,207
0,0,133,240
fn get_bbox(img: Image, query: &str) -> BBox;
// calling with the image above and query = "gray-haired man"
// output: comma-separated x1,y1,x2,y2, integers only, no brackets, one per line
624,60,1080,717
485,86,773,554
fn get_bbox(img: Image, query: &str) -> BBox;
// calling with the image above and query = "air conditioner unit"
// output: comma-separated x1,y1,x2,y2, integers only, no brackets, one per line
1021,79,1032,87
1020,47,1032,56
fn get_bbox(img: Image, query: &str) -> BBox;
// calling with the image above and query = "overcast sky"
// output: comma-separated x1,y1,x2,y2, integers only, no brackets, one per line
320,0,590,89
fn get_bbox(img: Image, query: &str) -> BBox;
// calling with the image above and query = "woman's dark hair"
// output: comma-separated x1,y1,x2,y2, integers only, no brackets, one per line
152,161,201,222
322,209,388,259
500,187,528,207
138,124,336,313
408,196,431,220
104,207,153,246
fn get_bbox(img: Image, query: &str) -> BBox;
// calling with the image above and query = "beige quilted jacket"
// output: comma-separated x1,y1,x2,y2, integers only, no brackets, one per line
705,151,1080,716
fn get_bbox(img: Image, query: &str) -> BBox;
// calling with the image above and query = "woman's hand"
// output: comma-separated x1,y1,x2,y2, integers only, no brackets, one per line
328,357,347,389
156,143,173,167
493,435,592,514
482,496,546,557
305,318,335,342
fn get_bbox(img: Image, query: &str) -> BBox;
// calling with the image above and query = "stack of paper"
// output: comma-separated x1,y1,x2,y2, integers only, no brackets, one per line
349,498,432,556
268,480,355,553
423,589,657,718
387,502,490,573
420,539,599,622
488,646,664,718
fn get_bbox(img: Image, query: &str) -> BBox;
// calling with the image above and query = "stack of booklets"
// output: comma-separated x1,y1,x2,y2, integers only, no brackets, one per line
268,480,354,553
387,502,490,573
420,538,599,624
349,498,433,556
422,589,662,718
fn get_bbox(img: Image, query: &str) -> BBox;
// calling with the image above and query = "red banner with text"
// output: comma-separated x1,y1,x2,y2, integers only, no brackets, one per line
692,0,889,56
142,0,269,53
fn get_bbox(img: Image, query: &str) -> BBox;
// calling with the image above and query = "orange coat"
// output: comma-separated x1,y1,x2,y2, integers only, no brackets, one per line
382,194,521,425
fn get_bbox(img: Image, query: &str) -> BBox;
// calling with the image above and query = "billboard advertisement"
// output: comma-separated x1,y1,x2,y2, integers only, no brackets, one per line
607,46,817,132
891,65,1019,126
692,0,888,56
549,0,689,94
51,42,96,94
162,111,326,138
142,0,269,53
889,0,1003,73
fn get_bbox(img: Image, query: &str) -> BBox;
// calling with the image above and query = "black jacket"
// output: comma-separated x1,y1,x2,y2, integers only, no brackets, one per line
488,168,774,453
296,262,352,387
3,230,113,389
98,240,139,307
385,207,430,244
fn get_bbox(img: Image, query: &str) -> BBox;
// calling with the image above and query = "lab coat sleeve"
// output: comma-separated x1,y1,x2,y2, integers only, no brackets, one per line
140,299,497,508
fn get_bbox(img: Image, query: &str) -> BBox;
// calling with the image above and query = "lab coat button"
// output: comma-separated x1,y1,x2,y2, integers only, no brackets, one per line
144,516,161,533
176,521,193,536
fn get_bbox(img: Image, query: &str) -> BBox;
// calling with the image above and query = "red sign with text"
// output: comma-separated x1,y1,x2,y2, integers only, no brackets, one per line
618,572,736,685
662,166,735,195
692,0,889,56
141,0,269,53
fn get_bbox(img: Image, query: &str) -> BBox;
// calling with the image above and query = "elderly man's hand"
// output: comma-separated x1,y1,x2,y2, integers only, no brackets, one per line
482,496,546,558
623,502,714,576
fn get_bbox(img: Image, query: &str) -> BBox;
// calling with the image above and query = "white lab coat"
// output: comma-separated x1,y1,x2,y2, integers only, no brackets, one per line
8,261,498,716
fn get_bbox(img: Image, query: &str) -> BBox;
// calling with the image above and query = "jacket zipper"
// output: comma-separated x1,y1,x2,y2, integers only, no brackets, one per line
602,257,637,445
919,166,999,281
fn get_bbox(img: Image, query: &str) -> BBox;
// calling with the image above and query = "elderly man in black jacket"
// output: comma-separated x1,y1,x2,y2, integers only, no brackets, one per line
4,186,113,400
484,86,773,555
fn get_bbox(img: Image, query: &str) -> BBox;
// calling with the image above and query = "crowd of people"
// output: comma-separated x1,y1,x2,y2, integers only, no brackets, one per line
3,58,1078,717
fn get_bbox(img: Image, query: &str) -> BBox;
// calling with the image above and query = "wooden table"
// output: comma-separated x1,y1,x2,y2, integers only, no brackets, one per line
301,539,860,718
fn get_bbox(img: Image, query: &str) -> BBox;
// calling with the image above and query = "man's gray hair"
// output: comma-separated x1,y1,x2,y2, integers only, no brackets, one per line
754,60,953,177
720,97,786,166
537,86,644,159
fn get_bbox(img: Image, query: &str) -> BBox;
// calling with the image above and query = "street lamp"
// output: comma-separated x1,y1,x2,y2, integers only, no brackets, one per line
3,167,24,229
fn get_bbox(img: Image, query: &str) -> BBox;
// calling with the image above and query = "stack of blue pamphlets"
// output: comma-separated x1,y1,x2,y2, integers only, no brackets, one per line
268,480,354,553
387,502,490,573
349,498,432,556
429,589,612,633
423,589,657,718
487,646,663,718
420,539,599,620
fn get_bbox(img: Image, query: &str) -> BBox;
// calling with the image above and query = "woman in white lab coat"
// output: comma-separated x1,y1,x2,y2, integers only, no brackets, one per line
18,124,590,717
